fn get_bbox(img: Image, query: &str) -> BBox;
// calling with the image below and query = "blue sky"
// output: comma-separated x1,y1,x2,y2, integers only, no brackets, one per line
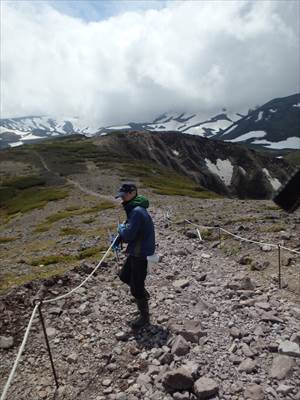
7,0,168,21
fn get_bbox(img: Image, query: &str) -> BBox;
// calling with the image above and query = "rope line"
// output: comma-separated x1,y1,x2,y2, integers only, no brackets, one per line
1,236,119,400
43,235,119,304
184,219,300,255
0,304,39,400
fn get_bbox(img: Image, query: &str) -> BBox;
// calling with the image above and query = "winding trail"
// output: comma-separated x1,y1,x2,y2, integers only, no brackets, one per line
33,150,115,202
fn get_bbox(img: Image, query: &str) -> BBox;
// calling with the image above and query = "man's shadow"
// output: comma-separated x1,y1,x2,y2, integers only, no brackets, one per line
130,323,170,350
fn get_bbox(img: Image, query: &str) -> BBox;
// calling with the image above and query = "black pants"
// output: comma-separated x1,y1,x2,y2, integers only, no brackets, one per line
119,255,148,299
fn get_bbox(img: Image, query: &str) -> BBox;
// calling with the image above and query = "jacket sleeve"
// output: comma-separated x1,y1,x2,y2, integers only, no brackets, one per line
118,209,143,243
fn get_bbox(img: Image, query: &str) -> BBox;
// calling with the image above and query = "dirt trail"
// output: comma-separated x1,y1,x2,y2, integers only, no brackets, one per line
33,150,115,202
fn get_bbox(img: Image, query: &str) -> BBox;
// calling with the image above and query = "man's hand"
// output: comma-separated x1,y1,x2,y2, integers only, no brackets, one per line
110,234,120,252
118,223,126,233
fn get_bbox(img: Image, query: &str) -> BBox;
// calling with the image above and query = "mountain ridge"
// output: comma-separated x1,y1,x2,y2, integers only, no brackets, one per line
0,93,299,151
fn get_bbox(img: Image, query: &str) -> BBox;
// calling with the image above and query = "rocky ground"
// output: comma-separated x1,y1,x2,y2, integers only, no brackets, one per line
0,199,300,400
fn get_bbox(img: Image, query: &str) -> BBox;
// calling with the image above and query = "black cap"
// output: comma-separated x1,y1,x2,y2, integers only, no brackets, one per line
115,182,137,198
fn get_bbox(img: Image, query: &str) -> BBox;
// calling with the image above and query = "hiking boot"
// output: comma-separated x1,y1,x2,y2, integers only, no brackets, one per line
129,297,150,329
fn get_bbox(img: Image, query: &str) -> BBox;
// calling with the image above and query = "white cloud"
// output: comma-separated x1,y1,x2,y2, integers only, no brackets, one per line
1,0,299,125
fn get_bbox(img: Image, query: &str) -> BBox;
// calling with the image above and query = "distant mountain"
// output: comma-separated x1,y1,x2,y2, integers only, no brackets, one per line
215,93,300,151
0,130,293,199
0,93,299,150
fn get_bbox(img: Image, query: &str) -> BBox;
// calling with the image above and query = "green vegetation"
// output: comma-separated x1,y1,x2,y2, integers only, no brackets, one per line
0,236,18,243
82,217,94,224
30,254,74,266
60,227,82,236
29,245,107,266
29,137,103,175
201,229,214,240
0,265,71,293
34,202,114,232
1,187,69,215
77,246,105,259
284,150,300,166
220,241,241,256
118,163,221,199
4,175,46,190
0,172,69,216
259,224,286,233
264,204,280,211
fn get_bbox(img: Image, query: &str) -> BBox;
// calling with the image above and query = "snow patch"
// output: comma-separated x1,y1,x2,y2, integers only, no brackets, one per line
229,131,266,143
205,158,234,186
172,149,179,156
22,133,44,140
293,103,300,108
106,125,131,130
263,168,281,191
9,141,23,147
255,111,264,122
239,166,247,175
252,136,300,149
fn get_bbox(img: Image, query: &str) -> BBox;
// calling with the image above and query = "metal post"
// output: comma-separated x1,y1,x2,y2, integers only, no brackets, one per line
278,245,281,289
37,303,59,389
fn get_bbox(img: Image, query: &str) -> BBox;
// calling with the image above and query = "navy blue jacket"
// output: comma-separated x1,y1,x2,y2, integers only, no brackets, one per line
117,195,155,258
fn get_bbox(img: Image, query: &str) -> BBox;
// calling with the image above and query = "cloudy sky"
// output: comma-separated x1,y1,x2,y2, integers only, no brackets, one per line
1,0,299,125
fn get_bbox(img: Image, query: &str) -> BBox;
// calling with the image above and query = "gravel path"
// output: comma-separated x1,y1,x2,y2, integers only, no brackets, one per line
1,207,299,400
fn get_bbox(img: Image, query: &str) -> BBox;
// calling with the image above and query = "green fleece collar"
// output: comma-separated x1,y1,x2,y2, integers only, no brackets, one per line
127,195,149,209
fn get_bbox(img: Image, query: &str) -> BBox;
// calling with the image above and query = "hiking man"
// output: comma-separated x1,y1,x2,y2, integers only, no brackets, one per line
114,182,155,328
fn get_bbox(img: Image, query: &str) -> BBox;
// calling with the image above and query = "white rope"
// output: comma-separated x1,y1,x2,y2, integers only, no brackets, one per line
43,235,119,304
184,219,215,230
1,236,119,399
1,304,39,400
219,227,277,248
184,219,300,255
279,245,300,256
196,228,202,241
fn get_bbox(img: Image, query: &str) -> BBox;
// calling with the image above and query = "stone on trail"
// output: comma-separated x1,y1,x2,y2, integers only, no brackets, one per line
238,358,257,373
185,230,198,239
0,335,14,349
230,327,242,339
260,312,283,324
239,276,255,290
162,367,193,391
269,355,295,380
193,377,219,399
46,327,57,338
171,335,190,356
173,279,190,289
67,352,78,364
244,383,265,400
278,340,300,357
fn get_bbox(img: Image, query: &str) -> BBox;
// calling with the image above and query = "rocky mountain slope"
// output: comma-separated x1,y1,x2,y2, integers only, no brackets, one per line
1,94,299,151
1,198,300,400
0,131,294,200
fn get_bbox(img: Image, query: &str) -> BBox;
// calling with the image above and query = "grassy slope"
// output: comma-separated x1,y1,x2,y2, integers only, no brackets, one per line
0,135,220,293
